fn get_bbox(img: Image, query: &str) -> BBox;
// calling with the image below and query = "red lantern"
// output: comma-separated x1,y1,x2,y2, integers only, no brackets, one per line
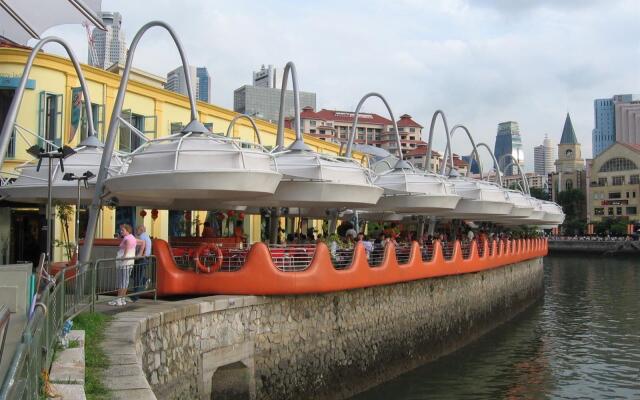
139,210,147,218
216,213,225,221
238,212,245,221
151,209,159,220
227,210,236,217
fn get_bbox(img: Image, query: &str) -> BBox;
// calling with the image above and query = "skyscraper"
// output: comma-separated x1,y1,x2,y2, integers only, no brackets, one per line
592,94,633,157
89,11,127,69
234,64,316,122
493,121,524,176
253,64,282,88
165,66,211,103
534,135,555,176
196,67,211,103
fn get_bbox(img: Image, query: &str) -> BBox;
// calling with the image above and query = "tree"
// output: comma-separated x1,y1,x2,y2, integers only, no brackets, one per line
557,189,587,235
529,187,549,201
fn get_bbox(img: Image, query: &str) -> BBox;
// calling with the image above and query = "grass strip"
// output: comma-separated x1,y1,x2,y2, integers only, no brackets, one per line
73,312,113,400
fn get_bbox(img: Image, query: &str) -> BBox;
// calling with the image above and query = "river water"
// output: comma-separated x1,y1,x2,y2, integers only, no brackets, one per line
353,255,640,399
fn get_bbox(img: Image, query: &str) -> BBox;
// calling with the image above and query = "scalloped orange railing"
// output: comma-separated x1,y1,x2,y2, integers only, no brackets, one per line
152,238,548,296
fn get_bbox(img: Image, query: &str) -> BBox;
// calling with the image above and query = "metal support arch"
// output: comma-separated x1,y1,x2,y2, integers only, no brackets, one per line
345,93,410,169
225,114,263,145
425,110,454,175
0,36,96,169
443,124,484,178
502,160,530,195
476,142,503,187
81,21,203,263
499,153,530,194
275,62,308,151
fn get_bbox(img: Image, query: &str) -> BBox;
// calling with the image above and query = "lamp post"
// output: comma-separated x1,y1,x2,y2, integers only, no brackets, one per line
26,144,77,264
62,170,95,260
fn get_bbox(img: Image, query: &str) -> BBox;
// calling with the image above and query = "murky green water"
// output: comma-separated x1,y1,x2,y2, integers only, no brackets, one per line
353,256,640,399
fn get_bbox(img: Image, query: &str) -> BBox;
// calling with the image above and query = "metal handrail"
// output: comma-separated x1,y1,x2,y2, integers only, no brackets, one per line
0,305,9,368
0,256,157,398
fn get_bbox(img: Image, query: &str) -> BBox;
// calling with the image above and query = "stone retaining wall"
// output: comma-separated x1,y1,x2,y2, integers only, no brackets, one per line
549,239,640,254
101,257,544,400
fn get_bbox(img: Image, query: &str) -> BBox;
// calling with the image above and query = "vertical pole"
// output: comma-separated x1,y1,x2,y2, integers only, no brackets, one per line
76,180,81,259
47,157,53,264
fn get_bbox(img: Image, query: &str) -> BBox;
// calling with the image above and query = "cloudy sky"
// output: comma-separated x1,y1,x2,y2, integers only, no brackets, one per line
42,0,639,171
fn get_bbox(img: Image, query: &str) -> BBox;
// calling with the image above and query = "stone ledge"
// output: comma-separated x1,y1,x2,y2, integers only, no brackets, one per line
50,383,86,400
50,347,84,384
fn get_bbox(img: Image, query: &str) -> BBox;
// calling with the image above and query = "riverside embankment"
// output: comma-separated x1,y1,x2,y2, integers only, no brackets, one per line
99,256,544,400
549,239,640,255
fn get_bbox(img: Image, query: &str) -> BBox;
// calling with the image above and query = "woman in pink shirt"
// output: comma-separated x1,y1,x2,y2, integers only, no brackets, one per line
110,224,145,306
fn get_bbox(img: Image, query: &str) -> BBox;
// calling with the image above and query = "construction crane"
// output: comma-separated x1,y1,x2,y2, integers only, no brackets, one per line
83,20,98,66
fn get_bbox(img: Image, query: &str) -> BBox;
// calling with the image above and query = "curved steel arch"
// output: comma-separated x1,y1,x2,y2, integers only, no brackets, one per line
226,114,263,145
499,153,529,194
81,21,204,262
425,110,454,175
344,93,408,169
444,124,483,178
476,142,503,187
0,36,96,168
275,62,308,151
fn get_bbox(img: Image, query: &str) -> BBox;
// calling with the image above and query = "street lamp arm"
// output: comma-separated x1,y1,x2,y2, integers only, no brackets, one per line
476,142,503,187
275,62,307,151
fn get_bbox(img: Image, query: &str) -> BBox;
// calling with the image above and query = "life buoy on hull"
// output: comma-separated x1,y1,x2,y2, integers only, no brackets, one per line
194,242,223,273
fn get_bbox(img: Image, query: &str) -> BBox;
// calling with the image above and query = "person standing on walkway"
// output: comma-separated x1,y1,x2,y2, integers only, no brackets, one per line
131,225,152,302
110,224,145,306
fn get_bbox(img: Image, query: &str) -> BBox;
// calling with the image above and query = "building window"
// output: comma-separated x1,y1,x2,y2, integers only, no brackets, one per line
626,192,630,198
626,207,637,215
594,208,604,215
598,177,607,186
310,121,316,127
409,128,415,133
120,110,157,152
38,91,63,150
599,157,638,172
609,192,621,199
616,207,623,215
612,176,625,186
80,102,104,141
630,175,640,184
608,208,614,216
565,179,573,190
5,127,15,158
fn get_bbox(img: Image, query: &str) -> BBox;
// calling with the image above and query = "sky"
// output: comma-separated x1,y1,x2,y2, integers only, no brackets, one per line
41,0,640,172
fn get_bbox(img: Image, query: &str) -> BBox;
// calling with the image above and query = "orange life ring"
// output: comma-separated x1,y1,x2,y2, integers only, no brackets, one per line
194,243,223,273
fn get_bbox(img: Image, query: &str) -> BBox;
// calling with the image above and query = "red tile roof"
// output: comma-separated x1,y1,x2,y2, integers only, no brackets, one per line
300,108,393,125
404,144,441,157
619,142,640,153
397,114,423,128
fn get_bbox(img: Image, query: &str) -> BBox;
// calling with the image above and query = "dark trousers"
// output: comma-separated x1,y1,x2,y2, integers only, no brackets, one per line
130,258,147,301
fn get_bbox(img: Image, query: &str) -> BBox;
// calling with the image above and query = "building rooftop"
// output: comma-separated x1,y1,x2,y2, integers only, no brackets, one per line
300,107,393,125
559,113,579,144
397,114,423,128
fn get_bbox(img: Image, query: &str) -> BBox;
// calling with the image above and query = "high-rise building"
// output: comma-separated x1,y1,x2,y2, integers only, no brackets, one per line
196,67,211,103
493,121,524,176
461,155,481,174
253,64,282,88
592,94,634,157
165,66,211,103
615,98,640,146
89,11,127,69
534,135,555,176
233,86,316,123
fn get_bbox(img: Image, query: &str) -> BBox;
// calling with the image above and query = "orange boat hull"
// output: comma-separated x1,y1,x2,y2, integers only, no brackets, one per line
153,238,548,296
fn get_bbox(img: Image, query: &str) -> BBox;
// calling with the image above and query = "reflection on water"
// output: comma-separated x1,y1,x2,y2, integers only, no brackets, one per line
353,256,640,399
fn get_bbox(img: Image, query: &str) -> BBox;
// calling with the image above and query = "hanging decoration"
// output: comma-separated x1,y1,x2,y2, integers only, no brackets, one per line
151,209,159,220
139,209,147,218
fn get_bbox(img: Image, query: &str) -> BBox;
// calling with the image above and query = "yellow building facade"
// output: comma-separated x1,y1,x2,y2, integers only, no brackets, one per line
0,48,349,263
587,142,640,223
